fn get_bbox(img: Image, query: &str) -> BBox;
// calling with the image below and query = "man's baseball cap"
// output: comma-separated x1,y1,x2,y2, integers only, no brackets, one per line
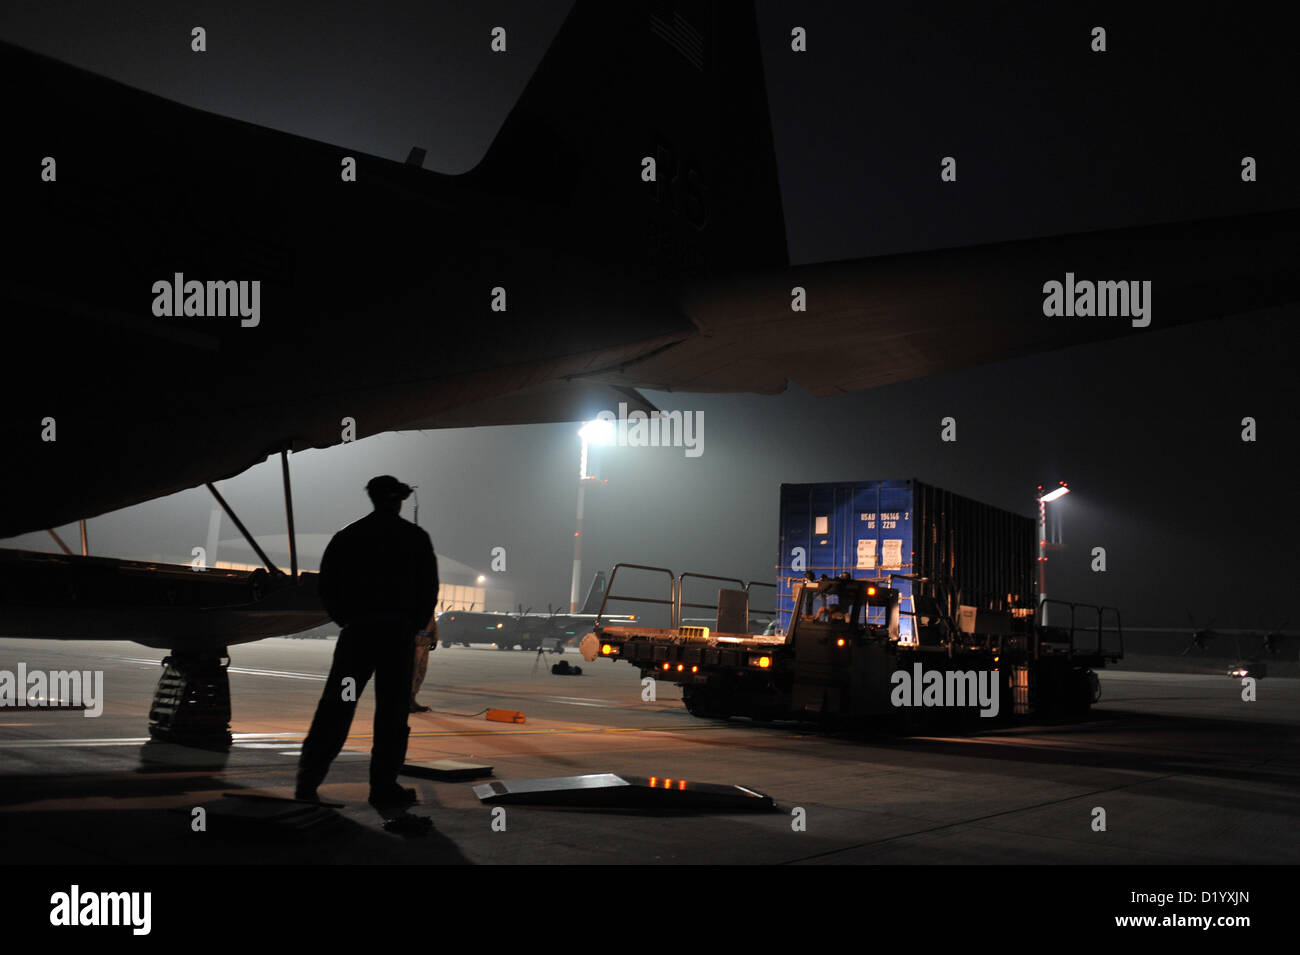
365,475,413,501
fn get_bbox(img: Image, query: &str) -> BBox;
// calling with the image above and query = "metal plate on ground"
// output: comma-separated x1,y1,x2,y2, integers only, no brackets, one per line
472,773,775,811
402,759,495,781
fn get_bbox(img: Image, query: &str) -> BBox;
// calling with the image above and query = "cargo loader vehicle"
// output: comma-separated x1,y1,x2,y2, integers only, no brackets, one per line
579,479,1123,727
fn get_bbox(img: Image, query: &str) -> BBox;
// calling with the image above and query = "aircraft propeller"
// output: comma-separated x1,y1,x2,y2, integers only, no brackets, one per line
1262,619,1289,657
1180,611,1217,655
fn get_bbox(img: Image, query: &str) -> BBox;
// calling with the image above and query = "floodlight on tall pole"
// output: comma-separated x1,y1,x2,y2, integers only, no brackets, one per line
1036,481,1069,624
570,419,615,611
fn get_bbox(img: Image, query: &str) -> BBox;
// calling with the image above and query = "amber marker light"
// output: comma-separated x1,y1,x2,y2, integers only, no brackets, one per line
601,644,613,655
757,656,771,668
662,662,670,671
837,638,846,647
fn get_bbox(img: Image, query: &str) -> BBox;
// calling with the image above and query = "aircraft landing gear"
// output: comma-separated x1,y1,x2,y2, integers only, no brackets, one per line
147,648,233,748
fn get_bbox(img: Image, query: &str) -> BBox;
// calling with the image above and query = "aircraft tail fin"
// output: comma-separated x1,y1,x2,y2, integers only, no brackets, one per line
580,571,608,615
467,1,788,281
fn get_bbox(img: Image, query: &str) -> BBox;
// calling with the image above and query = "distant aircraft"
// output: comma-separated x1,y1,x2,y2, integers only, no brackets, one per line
436,572,634,652
1125,616,1296,677
2,3,1296,740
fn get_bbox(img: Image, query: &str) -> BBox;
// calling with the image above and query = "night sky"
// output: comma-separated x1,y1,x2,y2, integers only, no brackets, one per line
2,2,1296,628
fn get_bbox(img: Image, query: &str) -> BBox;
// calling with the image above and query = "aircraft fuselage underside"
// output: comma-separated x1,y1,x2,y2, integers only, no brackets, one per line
0,548,327,651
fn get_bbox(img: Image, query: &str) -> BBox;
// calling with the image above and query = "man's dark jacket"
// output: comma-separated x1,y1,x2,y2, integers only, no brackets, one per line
318,511,438,631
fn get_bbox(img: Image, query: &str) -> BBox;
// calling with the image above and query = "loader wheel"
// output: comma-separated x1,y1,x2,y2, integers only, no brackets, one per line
887,706,927,735
1066,667,1094,717
682,686,731,720
1087,668,1102,703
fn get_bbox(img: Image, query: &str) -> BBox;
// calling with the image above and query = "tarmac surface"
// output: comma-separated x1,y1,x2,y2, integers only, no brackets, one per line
1,636,1297,864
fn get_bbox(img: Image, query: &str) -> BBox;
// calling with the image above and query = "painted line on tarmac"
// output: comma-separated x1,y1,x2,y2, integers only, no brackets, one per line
0,723,730,749
118,657,327,682
0,731,308,749
543,699,610,708
0,737,153,747
288,724,730,741
408,723,732,739
548,696,620,704
227,667,325,681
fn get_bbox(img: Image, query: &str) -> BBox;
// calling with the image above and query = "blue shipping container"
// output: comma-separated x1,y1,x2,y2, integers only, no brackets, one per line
776,479,1036,637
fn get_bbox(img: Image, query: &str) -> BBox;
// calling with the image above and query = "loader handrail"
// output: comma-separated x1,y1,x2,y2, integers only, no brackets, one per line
596,564,677,627
1040,598,1124,660
678,571,748,624
595,566,783,633
744,580,776,618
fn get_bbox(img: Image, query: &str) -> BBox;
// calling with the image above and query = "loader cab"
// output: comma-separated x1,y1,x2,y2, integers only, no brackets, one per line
790,575,900,643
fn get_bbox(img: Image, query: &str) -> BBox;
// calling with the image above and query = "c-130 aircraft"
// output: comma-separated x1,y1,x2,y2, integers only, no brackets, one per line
1,2,1296,743
435,572,635,653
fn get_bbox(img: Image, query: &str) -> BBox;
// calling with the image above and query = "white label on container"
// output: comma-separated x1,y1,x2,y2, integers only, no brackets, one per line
814,516,829,535
882,539,903,569
856,539,876,569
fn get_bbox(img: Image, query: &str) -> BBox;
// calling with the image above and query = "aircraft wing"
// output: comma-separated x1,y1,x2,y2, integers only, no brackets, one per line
400,382,659,430
600,209,1300,396
3,1,1298,540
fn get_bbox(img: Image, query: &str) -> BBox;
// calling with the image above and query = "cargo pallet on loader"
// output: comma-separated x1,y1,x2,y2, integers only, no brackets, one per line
581,564,1123,728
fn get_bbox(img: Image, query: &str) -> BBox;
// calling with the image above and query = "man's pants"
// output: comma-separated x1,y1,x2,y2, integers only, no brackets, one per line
298,624,415,792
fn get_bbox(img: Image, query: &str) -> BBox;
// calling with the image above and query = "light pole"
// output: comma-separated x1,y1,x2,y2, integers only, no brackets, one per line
1036,481,1070,625
570,419,615,611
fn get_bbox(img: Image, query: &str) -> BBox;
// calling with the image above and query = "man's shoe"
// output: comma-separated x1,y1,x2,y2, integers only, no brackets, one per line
409,700,431,713
368,784,418,808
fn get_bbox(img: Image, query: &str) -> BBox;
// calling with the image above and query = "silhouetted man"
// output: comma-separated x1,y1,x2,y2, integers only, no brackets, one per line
296,475,438,809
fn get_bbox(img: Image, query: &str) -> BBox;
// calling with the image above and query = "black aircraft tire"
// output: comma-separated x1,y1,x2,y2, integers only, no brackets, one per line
1069,668,1094,716
887,707,927,736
